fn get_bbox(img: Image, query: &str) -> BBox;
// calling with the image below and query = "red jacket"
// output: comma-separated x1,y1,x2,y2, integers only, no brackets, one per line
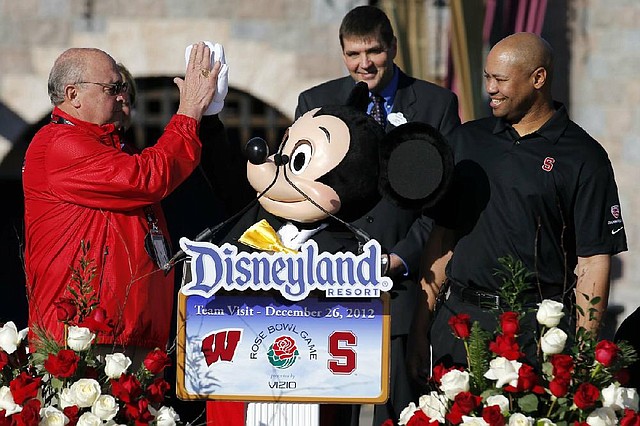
23,107,201,348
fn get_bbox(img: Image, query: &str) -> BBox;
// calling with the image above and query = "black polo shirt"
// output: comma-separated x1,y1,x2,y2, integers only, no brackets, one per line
435,103,627,294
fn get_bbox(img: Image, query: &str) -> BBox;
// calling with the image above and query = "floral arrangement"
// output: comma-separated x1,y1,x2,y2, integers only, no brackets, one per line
0,243,182,426
395,257,639,426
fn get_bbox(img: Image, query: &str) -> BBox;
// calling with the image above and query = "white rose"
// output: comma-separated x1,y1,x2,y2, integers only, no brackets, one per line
0,385,23,416
484,357,521,388
461,416,490,425
58,387,76,409
104,353,132,379
536,300,565,328
418,391,448,423
155,406,181,426
398,402,417,425
540,327,568,355
586,407,618,426
0,321,28,354
537,419,557,426
601,383,639,412
91,394,118,421
39,406,69,426
69,378,101,408
509,413,534,426
621,387,640,411
76,412,102,426
67,326,95,352
440,369,470,400
485,394,510,413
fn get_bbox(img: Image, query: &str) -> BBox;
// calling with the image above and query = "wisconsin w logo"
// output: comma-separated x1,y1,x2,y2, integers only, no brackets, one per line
201,328,243,366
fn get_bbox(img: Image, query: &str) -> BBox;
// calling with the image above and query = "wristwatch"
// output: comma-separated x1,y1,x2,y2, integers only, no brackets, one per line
380,254,390,276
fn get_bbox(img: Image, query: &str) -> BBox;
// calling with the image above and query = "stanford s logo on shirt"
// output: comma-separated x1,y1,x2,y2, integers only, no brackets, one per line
541,157,555,172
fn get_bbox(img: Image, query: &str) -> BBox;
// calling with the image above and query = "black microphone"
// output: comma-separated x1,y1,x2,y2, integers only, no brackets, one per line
163,137,275,271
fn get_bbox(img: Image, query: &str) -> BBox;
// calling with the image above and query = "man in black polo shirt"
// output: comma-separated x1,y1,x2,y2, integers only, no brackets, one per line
416,32,627,368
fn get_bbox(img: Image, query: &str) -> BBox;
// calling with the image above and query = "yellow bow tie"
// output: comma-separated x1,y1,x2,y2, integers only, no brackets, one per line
239,219,298,254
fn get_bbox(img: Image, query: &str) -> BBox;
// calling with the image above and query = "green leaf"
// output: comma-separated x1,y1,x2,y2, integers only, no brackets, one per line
518,393,539,413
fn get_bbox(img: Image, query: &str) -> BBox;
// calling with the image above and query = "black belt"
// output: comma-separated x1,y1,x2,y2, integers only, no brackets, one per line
449,283,503,310
448,281,569,310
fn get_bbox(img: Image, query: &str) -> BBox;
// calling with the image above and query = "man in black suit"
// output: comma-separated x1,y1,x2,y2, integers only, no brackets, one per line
295,5,460,426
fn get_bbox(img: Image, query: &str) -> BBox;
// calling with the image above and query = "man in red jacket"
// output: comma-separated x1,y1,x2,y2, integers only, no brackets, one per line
23,43,219,355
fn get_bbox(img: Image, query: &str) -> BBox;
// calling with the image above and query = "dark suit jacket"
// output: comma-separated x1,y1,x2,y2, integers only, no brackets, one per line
295,69,460,335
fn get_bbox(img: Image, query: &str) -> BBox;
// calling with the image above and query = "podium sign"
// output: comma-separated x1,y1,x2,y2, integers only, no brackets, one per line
175,239,392,403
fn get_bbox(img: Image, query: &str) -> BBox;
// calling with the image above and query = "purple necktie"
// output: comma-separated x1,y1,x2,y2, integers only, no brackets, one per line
370,94,387,127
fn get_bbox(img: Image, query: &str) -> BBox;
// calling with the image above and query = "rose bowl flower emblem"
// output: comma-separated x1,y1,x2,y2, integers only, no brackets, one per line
267,336,299,369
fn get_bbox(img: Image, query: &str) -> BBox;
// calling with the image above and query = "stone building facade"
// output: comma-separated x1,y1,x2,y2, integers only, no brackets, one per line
0,0,638,331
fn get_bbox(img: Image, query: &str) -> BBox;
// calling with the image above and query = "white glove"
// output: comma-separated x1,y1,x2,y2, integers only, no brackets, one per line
185,41,229,115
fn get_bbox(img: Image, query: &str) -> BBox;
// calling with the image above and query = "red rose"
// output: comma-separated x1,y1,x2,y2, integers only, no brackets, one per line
80,307,114,334
505,364,544,394
574,422,590,426
499,312,520,337
407,410,432,426
111,373,143,404
432,363,451,385
595,340,619,367
146,378,170,404
445,403,466,425
9,372,42,405
483,405,505,426
549,378,570,397
13,398,41,426
0,411,12,426
44,349,79,378
550,354,574,380
63,406,80,426
143,349,171,374
381,420,395,426
620,409,640,426
489,334,524,360
448,314,472,339
446,392,482,424
573,382,600,410
0,351,9,370
54,298,77,323
125,398,155,424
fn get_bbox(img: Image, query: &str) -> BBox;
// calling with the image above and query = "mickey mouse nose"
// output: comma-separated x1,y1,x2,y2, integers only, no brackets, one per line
245,137,269,165
274,153,289,166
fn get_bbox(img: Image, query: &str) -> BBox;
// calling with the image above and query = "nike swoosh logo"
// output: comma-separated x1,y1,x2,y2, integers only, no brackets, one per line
612,227,624,235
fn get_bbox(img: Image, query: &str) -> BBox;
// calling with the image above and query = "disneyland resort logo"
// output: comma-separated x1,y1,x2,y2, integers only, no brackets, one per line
179,239,393,301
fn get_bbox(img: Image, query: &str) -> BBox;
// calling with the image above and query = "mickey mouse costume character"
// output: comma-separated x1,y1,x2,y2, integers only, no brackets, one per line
201,82,453,426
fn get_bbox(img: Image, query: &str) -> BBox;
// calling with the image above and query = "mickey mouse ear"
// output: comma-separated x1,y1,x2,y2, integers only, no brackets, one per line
379,122,453,210
345,81,370,114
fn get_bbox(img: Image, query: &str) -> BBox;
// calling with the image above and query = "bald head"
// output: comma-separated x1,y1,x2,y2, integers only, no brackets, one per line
48,48,117,105
490,32,554,86
484,33,556,132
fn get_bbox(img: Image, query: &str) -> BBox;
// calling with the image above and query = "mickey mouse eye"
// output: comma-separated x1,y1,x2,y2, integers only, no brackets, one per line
289,142,312,175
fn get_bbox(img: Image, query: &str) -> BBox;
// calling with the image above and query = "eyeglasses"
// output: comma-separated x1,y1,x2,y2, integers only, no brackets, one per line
77,81,128,96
